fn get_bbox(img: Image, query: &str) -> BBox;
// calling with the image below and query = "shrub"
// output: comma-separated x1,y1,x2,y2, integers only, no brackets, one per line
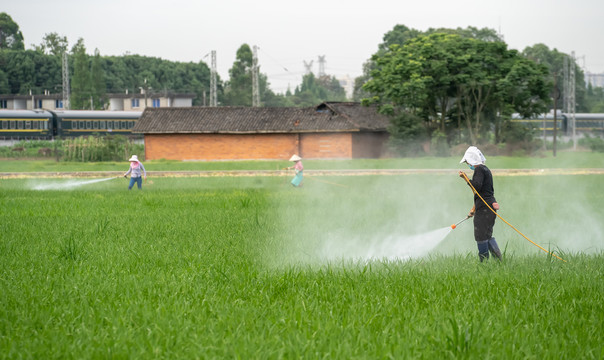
579,135,604,152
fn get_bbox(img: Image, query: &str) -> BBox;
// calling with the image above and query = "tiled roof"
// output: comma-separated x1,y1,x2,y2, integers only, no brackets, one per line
133,102,390,134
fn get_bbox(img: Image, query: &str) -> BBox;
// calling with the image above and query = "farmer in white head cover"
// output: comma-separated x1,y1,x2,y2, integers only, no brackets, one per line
458,146,502,261
285,154,304,187
123,155,147,190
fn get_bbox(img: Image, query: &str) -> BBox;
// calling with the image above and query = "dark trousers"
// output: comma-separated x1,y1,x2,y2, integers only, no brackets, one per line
474,206,501,261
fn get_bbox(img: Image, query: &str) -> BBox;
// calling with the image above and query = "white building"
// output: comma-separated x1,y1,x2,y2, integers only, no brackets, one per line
0,92,196,111
585,72,604,88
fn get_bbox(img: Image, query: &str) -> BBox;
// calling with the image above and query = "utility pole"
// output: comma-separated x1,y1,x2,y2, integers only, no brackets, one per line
570,51,576,150
317,55,326,77
553,73,559,157
142,78,149,109
252,45,260,107
563,56,569,113
210,50,217,107
62,52,70,110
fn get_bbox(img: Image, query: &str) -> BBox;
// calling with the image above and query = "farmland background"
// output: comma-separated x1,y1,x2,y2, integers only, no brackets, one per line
1,156,603,359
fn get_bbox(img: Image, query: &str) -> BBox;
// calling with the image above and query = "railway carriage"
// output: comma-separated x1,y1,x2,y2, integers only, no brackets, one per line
0,110,142,140
0,110,55,140
511,113,604,136
53,110,142,137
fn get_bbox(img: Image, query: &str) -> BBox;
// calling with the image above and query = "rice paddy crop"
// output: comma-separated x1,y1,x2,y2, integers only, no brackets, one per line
0,174,602,359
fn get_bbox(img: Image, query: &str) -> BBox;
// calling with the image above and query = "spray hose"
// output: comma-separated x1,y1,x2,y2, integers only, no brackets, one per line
460,172,566,262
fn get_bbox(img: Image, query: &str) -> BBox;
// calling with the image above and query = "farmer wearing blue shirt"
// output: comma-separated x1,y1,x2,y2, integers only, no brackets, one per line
124,155,147,190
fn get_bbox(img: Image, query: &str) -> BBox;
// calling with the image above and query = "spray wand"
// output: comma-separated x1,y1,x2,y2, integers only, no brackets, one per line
451,216,470,229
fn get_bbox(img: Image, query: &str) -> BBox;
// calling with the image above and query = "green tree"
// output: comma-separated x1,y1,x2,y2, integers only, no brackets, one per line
33,32,69,56
363,33,550,146
90,49,105,109
0,50,61,94
522,43,586,112
0,69,9,93
288,73,346,107
354,24,503,104
223,44,254,106
70,38,91,109
585,83,604,113
0,13,24,50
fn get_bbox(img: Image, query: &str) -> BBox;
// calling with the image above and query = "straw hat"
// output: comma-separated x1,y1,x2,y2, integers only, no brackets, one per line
289,154,302,162
129,155,139,162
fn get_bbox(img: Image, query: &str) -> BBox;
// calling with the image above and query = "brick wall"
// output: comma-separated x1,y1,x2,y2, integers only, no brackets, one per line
300,133,352,159
144,132,377,160
145,133,299,160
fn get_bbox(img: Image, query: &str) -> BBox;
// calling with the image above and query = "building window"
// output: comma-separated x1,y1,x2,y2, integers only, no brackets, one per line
55,99,63,109
131,98,140,108
37,100,43,109
0,100,7,109
152,99,160,108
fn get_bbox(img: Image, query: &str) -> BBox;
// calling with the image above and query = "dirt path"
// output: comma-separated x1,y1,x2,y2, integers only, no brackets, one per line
2,168,604,179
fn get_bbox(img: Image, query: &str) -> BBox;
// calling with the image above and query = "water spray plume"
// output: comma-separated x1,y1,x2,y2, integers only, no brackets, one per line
31,177,117,190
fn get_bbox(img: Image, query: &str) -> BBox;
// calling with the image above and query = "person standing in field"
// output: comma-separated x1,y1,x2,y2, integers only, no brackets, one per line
458,146,502,262
285,154,304,187
124,155,147,190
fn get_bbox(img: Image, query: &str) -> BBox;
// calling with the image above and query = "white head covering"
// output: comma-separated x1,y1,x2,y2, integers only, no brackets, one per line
289,154,302,162
459,146,486,166
129,155,139,162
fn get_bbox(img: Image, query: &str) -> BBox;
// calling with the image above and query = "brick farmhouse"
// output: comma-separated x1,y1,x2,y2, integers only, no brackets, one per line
132,102,391,161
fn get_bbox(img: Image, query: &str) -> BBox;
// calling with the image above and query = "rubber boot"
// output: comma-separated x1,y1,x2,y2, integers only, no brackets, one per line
488,237,502,261
477,240,489,262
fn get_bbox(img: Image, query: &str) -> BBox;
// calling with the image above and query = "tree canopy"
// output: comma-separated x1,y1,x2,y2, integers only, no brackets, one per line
0,12,24,50
363,32,551,151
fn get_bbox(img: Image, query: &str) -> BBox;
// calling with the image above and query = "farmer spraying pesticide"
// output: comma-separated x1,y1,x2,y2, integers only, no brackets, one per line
285,154,304,187
458,146,502,262
124,155,147,190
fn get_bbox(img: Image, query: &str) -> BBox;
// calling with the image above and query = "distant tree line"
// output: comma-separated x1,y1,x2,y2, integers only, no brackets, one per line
0,12,347,109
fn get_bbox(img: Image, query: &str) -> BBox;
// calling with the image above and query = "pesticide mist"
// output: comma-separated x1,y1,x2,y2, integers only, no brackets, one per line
272,174,467,266
319,226,453,261
29,177,116,190
271,171,604,268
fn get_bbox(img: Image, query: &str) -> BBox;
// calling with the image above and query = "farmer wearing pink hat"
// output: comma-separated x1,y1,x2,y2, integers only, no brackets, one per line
123,155,147,190
458,146,502,261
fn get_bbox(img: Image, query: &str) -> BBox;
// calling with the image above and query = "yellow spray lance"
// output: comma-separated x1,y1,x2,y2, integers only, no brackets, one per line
458,171,566,262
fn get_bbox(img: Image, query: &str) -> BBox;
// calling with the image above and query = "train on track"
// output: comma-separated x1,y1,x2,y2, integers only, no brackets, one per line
511,112,604,137
0,109,142,141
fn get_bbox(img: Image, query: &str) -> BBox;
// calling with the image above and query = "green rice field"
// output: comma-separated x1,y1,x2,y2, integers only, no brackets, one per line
1,160,603,359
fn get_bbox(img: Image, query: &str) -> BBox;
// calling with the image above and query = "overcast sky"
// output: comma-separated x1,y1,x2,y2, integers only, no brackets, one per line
5,0,604,94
